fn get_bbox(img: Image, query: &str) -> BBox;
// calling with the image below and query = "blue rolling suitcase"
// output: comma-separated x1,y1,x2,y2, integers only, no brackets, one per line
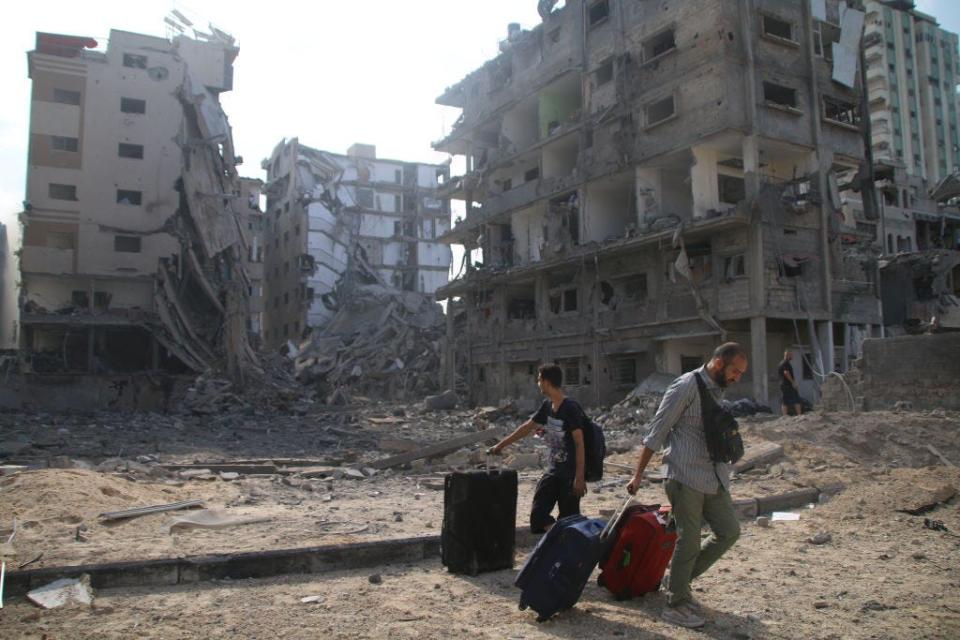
514,514,608,622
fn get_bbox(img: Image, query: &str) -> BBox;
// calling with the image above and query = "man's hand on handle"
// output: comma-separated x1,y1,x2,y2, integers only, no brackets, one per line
625,473,643,496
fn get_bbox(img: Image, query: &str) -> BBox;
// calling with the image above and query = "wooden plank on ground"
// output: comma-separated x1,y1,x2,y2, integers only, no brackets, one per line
161,464,279,475
367,428,506,470
733,441,784,473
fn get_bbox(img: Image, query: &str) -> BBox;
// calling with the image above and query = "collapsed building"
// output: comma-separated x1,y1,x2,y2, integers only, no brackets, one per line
18,28,258,382
880,248,960,331
432,0,884,408
260,140,452,347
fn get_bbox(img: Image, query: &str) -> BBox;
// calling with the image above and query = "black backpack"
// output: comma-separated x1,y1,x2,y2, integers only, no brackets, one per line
694,373,744,464
582,414,606,482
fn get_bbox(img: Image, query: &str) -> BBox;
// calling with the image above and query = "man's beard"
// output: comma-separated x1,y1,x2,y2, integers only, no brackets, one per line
712,368,729,388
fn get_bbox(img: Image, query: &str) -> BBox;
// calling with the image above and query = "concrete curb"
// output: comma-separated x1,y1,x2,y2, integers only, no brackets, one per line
4,487,820,598
4,528,539,598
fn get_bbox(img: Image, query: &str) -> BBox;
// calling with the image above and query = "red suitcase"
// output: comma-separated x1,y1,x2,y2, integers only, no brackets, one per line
597,503,677,600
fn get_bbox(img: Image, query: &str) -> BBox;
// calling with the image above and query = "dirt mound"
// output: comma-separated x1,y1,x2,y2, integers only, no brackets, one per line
0,469,186,529
744,410,960,468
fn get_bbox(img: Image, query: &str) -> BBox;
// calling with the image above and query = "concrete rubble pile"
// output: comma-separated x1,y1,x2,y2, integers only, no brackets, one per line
293,284,446,401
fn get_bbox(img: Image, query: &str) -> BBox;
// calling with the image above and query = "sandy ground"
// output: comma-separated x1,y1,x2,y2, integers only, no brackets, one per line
2,410,958,569
2,407,960,638
1,467,958,640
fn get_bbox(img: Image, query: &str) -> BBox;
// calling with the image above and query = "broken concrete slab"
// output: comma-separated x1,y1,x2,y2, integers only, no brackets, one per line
163,463,280,475
733,498,758,519
165,510,272,534
897,484,957,516
424,390,459,411
733,441,785,473
367,428,506,470
756,488,821,514
26,575,93,609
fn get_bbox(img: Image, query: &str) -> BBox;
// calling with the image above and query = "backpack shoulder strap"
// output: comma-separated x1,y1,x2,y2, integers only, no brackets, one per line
693,372,717,412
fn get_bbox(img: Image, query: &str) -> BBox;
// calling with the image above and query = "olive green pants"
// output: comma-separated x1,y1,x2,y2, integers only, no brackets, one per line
663,479,741,606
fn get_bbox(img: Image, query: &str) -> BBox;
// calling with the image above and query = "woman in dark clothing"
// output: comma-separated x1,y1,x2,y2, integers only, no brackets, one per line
778,350,802,416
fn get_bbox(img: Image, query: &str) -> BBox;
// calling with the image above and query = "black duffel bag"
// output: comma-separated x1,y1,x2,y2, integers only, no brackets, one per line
694,372,745,464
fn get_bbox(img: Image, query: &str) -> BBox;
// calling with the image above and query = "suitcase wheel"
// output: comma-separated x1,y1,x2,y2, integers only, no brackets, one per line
615,590,630,602
536,615,549,623
518,602,527,611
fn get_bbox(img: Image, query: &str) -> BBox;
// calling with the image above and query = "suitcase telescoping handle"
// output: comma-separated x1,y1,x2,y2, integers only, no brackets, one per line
600,496,635,541
484,452,502,474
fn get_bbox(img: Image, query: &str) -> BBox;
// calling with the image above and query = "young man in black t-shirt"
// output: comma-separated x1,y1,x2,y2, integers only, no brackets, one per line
489,364,587,533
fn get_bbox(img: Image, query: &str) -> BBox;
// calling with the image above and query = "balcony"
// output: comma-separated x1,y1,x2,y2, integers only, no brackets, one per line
21,246,74,275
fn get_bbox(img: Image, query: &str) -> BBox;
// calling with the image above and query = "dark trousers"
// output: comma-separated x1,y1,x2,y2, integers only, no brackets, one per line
530,472,581,533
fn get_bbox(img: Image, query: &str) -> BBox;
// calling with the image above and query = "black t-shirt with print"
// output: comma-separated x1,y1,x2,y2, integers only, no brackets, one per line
777,360,795,390
531,397,585,478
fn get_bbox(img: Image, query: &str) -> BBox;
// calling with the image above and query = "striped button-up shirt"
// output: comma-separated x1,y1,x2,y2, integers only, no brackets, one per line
641,365,731,494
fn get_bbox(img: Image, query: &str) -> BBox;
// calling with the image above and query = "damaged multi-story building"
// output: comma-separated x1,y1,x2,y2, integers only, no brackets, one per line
433,0,884,408
260,140,451,347
853,1,960,254
18,28,258,380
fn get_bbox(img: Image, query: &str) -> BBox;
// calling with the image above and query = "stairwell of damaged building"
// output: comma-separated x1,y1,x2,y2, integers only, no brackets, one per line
7,28,260,411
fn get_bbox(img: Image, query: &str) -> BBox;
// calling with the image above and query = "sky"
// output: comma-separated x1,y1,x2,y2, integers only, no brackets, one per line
0,0,546,232
1,0,959,295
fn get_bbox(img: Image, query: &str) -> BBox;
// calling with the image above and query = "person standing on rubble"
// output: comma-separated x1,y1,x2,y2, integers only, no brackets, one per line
625,342,748,629
488,364,587,534
778,349,802,416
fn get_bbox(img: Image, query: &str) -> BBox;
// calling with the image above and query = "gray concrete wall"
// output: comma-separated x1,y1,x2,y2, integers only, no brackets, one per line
0,373,182,412
822,333,960,410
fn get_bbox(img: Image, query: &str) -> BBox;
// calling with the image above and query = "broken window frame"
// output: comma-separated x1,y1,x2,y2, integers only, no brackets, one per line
685,244,714,285
49,183,77,201
643,94,677,129
821,96,861,129
122,53,148,69
113,235,141,253
53,88,81,106
718,173,746,206
762,81,800,112
813,21,841,61
722,254,747,280
116,189,142,206
118,142,144,159
619,272,649,303
614,357,638,386
558,358,582,386
588,0,610,28
50,135,79,152
642,26,677,63
760,13,798,46
595,58,614,86
548,285,579,315
120,97,146,114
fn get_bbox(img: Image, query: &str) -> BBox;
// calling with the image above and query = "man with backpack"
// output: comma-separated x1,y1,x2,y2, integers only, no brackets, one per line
489,363,594,534
625,342,748,629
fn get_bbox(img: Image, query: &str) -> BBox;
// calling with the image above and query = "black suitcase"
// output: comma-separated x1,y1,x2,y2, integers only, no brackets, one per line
441,461,518,575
